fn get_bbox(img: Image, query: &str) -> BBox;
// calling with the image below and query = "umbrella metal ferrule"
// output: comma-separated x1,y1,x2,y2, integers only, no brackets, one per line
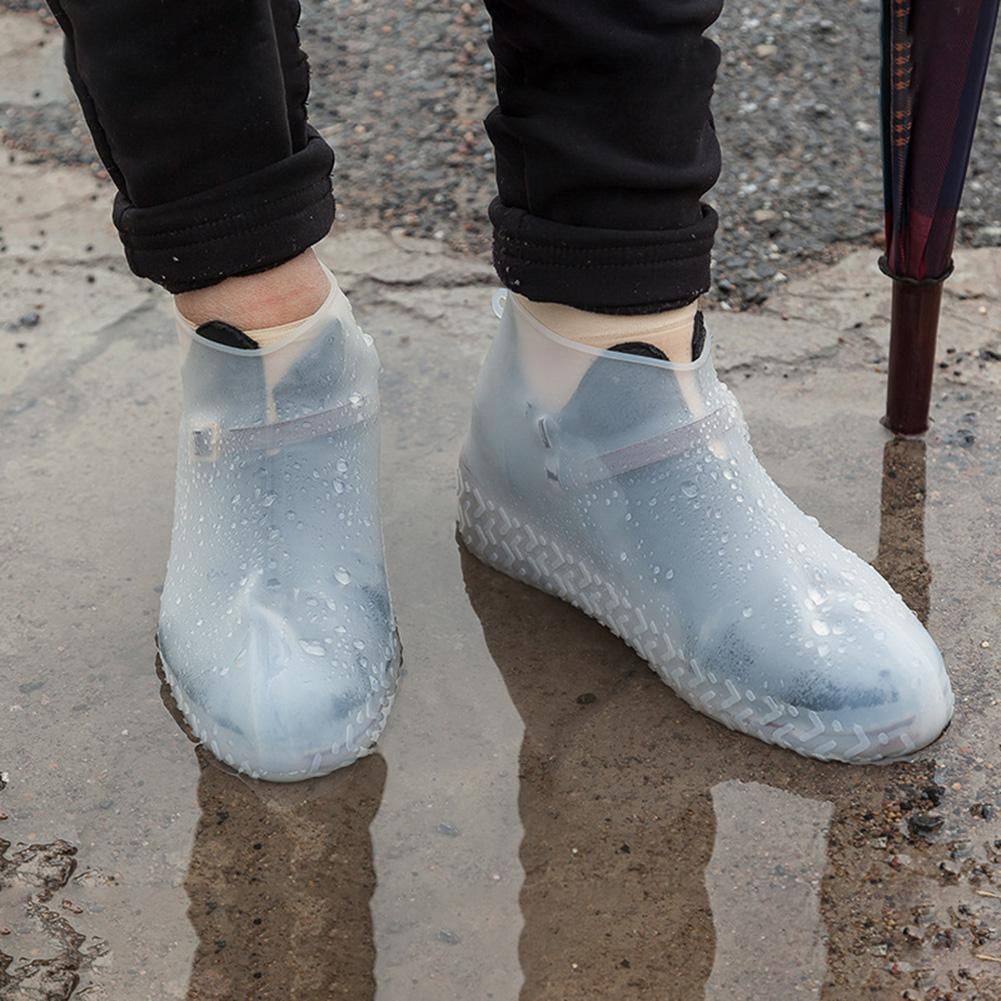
882,272,946,436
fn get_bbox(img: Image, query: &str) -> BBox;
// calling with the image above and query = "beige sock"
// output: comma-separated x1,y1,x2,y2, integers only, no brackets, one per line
514,295,699,411
174,248,332,331
518,297,699,361
177,272,335,347
176,270,339,421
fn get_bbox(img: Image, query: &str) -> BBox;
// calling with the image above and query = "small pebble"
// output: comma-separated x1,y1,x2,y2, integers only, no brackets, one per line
940,860,962,879
924,784,946,806
907,813,944,836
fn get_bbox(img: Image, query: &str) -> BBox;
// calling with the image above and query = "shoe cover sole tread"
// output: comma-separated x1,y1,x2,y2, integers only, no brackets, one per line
457,466,952,764
158,634,402,782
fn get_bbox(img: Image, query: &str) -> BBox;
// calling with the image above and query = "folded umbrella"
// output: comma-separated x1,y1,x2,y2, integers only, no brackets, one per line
881,0,1000,434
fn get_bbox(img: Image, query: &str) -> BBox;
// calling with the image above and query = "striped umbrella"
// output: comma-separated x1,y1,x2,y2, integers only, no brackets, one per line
881,0,1000,434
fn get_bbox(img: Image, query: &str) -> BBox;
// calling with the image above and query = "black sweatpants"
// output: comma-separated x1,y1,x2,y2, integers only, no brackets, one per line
47,0,723,313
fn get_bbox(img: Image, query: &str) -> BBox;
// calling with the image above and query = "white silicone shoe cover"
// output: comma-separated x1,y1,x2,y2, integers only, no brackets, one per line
159,285,400,781
458,292,953,762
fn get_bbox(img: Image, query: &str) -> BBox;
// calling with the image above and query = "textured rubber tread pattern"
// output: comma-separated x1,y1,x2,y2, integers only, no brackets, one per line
159,634,402,782
457,467,952,764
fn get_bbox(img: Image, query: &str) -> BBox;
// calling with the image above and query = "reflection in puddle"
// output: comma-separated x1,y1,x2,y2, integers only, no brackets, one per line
453,430,936,1000
182,750,384,1001
704,781,832,1000
159,666,383,1001
460,546,717,1000
147,429,941,1001
874,437,930,625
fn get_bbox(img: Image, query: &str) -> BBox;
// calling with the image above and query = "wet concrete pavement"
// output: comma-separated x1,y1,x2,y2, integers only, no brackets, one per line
4,4,1001,991
3,141,1001,1001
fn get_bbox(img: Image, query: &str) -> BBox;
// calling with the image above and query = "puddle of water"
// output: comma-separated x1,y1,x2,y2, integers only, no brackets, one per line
874,438,931,626
184,749,386,1000
705,781,832,1000
3,246,1001,1000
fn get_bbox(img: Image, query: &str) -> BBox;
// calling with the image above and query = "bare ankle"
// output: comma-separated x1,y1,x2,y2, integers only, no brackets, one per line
175,249,331,330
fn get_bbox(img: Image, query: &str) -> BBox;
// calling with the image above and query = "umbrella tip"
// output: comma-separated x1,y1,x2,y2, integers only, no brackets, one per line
881,413,931,436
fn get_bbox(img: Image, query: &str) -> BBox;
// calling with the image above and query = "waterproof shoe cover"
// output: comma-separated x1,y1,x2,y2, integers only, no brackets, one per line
458,292,953,763
159,283,400,781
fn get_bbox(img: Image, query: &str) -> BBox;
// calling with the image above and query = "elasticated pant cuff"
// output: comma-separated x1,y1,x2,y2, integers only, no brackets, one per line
490,199,717,315
113,129,335,293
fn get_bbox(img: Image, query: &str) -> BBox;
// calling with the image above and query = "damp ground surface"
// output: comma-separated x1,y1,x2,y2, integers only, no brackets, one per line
4,8,1001,1001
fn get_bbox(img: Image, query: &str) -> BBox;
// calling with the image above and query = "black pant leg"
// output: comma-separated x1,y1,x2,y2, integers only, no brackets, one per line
270,0,312,153
484,0,724,313
47,0,334,292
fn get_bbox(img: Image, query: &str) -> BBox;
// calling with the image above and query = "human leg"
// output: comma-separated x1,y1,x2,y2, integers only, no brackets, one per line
463,0,953,761
50,0,399,779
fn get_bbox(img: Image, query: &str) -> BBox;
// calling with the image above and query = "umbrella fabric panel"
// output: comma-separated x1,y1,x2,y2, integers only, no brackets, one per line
882,0,1000,281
